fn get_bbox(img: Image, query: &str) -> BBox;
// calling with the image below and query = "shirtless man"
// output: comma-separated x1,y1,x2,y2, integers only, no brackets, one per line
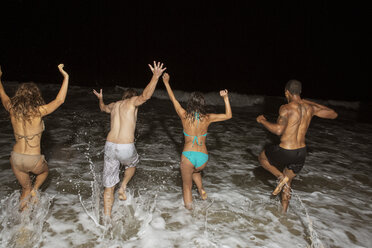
257,79,338,213
93,61,166,217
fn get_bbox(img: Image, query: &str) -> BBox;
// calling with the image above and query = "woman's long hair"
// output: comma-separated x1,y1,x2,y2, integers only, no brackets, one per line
185,91,207,122
10,82,45,123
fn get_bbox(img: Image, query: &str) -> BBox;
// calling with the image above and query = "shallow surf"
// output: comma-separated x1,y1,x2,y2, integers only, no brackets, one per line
0,82,371,247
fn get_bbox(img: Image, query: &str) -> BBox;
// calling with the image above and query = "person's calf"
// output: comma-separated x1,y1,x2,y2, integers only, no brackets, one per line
183,187,193,209
103,187,115,217
281,185,292,213
20,187,32,199
259,151,283,178
19,188,32,211
283,168,296,180
33,170,49,191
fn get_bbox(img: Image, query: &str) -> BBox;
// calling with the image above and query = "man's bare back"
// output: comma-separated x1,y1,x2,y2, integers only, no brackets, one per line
276,99,314,149
258,96,337,150
106,98,138,144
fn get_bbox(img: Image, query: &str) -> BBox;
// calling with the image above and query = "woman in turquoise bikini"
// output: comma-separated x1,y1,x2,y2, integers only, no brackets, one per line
162,73,232,209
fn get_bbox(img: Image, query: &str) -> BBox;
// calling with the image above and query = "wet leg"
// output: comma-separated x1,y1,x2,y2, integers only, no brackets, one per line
259,150,289,195
180,158,194,209
281,168,296,213
193,170,207,200
103,187,115,217
32,158,49,193
29,158,49,205
259,150,283,178
118,167,136,201
11,163,32,210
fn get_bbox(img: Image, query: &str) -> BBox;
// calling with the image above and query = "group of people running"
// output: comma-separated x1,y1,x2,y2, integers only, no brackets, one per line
0,61,337,217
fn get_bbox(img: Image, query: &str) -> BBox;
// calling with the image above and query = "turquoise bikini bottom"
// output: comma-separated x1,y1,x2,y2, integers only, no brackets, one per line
182,151,209,168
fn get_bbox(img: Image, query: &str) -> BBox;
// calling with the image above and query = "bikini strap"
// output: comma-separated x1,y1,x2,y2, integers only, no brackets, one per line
14,131,43,148
183,130,207,147
195,112,199,127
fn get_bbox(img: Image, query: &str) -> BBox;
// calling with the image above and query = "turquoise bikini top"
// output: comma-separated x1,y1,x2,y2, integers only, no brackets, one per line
183,112,207,146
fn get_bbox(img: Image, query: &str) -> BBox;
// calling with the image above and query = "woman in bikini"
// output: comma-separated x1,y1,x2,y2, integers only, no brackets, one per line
0,64,69,209
162,73,232,209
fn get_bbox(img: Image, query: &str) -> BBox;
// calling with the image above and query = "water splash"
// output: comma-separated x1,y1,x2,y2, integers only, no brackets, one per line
291,189,325,248
0,191,53,248
78,139,103,229
76,131,145,242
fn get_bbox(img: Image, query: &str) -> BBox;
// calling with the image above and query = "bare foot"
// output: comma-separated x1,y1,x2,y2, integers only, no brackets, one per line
199,189,208,200
118,187,127,201
20,198,30,212
272,176,289,195
185,202,193,210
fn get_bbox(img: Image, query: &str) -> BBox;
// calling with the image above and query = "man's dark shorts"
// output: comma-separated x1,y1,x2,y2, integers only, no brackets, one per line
265,145,307,174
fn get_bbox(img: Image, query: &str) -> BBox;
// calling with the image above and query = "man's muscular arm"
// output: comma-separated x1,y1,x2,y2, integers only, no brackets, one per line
303,99,338,119
133,61,166,107
257,105,288,136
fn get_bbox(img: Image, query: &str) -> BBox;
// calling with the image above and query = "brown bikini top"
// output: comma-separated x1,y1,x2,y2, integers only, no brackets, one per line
14,121,45,148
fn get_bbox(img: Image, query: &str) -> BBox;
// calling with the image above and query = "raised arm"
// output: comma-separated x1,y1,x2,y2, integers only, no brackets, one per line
208,90,233,122
133,61,166,107
0,65,11,112
257,105,288,136
303,99,338,119
162,73,186,118
93,89,114,113
39,64,69,116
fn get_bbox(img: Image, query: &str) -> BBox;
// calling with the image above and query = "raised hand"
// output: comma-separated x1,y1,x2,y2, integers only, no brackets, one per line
58,64,69,78
93,89,103,99
148,61,166,78
256,115,267,123
220,89,228,97
162,73,170,84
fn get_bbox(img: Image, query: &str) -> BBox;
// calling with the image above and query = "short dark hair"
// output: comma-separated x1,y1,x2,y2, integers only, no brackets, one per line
122,88,138,100
285,79,302,95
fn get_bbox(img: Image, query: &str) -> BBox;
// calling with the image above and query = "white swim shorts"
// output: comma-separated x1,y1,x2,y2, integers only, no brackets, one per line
102,141,139,188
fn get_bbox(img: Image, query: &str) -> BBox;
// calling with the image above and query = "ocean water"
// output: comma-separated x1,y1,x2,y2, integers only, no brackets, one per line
0,82,371,248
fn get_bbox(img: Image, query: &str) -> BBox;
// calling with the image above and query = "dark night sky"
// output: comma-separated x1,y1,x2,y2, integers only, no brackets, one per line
0,1,370,101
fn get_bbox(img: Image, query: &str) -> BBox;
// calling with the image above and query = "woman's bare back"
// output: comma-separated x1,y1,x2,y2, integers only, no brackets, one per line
181,114,210,153
10,113,44,155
